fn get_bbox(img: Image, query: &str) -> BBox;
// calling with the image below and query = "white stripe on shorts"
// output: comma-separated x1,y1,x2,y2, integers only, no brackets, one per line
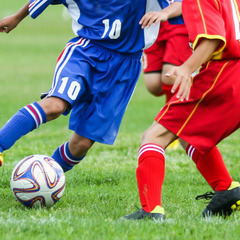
49,38,90,96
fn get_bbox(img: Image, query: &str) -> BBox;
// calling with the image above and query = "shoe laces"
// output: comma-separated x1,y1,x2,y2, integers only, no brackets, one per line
135,205,141,211
195,192,214,202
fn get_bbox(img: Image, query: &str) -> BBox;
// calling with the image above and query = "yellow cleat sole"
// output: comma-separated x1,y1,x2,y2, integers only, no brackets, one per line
168,139,180,150
231,200,240,211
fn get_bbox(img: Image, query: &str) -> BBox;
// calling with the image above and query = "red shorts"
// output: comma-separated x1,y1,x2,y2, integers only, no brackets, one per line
155,59,240,154
142,21,192,73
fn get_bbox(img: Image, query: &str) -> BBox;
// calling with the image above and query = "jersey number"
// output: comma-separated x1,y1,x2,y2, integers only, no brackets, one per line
101,19,122,39
58,77,81,100
231,0,240,40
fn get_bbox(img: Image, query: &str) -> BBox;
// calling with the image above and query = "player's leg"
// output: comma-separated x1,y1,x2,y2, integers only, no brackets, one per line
123,121,177,221
143,63,179,103
52,132,94,172
0,97,68,161
142,30,164,97
180,140,240,217
182,141,233,191
38,96,69,121
0,101,47,154
49,38,142,172
143,71,163,97
0,38,85,166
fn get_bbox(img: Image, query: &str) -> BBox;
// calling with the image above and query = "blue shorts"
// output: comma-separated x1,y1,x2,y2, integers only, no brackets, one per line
48,37,142,145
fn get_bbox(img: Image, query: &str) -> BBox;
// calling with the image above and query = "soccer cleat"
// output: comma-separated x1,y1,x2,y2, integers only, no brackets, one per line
122,206,165,221
196,181,240,217
0,152,3,167
168,139,180,150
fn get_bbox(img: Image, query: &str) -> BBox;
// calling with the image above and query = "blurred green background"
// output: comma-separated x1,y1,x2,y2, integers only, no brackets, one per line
0,1,240,240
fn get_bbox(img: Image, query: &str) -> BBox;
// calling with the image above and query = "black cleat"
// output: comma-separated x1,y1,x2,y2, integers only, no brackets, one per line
122,206,165,221
196,181,240,217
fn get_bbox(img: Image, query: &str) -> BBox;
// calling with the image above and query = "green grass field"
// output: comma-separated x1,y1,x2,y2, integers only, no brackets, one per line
1,2,240,240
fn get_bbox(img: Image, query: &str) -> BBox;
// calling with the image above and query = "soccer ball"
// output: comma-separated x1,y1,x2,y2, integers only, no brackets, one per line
10,155,66,208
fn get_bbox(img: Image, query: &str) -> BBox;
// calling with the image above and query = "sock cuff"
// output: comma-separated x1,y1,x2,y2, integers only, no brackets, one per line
186,144,200,164
20,102,47,128
59,142,85,165
33,102,47,123
186,144,195,159
138,143,165,159
186,144,197,159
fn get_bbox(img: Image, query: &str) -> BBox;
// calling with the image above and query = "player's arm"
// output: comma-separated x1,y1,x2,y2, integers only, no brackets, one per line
140,1,182,28
166,38,221,101
0,0,30,33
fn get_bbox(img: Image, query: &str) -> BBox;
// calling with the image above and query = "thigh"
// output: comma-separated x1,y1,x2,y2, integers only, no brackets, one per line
143,72,163,96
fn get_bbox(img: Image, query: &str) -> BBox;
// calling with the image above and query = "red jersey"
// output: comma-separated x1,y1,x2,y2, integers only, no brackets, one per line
183,0,240,60
156,0,240,154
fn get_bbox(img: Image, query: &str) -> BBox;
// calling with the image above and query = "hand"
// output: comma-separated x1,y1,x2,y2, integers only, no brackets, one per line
165,66,192,101
139,11,168,29
0,15,20,33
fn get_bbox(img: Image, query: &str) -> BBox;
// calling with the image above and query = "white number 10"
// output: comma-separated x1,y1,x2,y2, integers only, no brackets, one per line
58,77,81,100
101,19,122,39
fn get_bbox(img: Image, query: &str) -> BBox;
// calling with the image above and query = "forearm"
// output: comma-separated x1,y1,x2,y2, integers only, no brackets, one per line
140,1,182,28
0,1,30,33
161,2,182,19
15,0,30,22
166,38,221,101
182,38,221,74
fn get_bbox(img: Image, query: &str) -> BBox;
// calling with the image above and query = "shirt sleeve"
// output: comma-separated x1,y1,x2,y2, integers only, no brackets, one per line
182,0,226,55
29,0,61,19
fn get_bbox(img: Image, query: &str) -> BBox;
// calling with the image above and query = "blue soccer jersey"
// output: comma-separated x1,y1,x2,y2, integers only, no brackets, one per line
29,0,183,53
27,0,183,145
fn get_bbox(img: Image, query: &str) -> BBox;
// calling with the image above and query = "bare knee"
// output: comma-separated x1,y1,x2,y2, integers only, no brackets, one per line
38,97,69,121
144,73,163,97
141,122,177,148
161,64,177,85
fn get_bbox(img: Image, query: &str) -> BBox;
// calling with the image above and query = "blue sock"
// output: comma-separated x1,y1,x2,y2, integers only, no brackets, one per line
0,102,47,151
52,141,85,172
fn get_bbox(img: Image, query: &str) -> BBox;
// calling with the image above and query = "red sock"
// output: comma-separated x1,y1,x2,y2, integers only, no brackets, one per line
136,143,165,212
162,82,174,103
186,145,232,191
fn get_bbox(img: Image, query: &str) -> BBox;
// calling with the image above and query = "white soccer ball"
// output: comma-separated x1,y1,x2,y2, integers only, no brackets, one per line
10,155,66,208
